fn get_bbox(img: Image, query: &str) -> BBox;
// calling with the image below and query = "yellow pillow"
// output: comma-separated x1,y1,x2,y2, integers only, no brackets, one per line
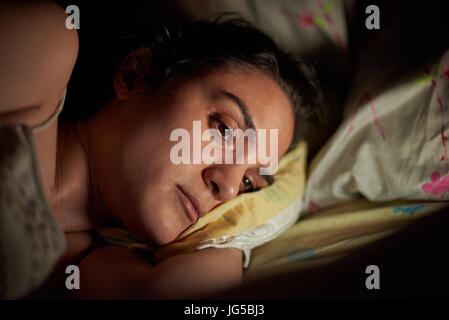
96,140,308,263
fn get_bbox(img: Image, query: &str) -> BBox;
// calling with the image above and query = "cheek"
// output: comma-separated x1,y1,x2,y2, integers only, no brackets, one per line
127,175,192,246
120,120,174,184
118,138,195,245
115,100,205,244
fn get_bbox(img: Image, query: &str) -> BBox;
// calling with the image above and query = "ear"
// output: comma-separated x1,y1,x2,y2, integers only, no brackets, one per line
113,46,152,100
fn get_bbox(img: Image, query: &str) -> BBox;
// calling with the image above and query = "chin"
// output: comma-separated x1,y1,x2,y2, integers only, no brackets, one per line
148,229,178,246
130,214,181,247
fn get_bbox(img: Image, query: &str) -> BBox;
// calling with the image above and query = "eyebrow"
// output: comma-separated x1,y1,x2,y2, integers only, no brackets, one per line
218,90,256,130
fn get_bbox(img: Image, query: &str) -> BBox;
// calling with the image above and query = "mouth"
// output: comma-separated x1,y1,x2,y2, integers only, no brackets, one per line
176,185,206,223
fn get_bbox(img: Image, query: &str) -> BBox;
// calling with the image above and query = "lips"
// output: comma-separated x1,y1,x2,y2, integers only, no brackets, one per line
176,185,207,223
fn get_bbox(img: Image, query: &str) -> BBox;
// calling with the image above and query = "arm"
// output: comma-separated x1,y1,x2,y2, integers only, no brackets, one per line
0,0,78,125
71,245,243,299
0,0,79,195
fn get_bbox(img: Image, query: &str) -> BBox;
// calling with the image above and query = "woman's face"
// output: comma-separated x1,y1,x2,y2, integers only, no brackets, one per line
93,66,295,246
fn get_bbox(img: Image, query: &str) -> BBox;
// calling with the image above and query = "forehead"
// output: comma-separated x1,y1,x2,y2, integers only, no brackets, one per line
193,67,296,157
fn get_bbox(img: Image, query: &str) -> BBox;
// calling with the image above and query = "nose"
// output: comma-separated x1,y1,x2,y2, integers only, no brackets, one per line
202,164,246,202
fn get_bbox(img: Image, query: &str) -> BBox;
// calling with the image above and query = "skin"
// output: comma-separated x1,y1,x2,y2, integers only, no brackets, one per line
71,64,295,246
0,1,295,298
0,0,78,199
66,62,294,300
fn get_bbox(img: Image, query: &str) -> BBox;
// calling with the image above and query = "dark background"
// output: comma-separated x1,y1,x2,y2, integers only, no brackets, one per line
54,0,190,122
53,0,449,162
49,0,449,299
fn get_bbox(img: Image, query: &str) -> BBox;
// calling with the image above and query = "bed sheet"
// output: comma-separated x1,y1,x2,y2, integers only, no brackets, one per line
246,199,449,282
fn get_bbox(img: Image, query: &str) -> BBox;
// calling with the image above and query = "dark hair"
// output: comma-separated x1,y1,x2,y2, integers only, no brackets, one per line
123,16,323,147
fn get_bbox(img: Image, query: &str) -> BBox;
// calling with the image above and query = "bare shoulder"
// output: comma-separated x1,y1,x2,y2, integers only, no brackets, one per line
0,0,78,126
158,247,243,273
73,246,243,299
80,245,242,273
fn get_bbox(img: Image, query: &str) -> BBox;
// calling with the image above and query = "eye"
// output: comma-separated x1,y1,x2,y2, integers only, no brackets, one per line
216,118,230,137
209,113,235,141
240,175,255,193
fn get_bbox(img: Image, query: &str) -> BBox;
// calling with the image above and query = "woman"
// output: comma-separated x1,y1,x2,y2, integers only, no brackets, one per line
0,1,320,299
